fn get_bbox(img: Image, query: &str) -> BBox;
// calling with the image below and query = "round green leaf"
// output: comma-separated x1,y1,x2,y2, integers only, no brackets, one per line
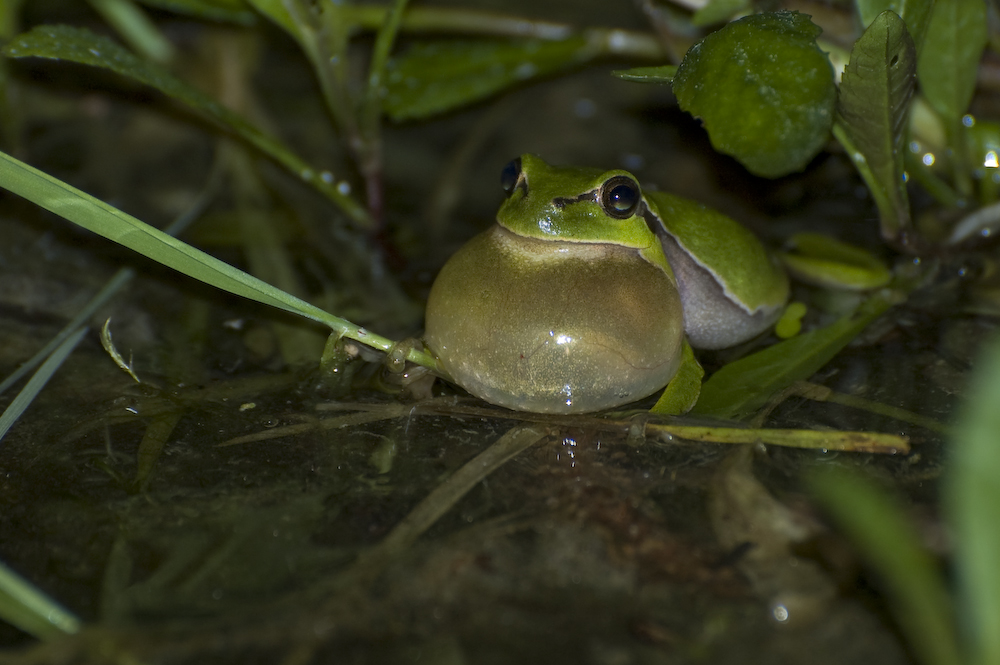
672,11,836,178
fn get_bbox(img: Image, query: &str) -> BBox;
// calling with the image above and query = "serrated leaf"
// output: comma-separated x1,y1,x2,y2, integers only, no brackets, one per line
855,0,933,52
137,0,256,24
613,64,676,83
383,37,597,121
671,11,836,178
693,291,893,419
834,11,915,244
917,0,987,123
2,25,371,228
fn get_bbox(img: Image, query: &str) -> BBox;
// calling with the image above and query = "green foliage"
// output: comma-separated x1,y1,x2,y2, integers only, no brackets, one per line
383,37,598,121
855,0,933,51
948,339,1000,665
693,291,895,419
812,334,1000,665
833,10,916,245
0,560,81,640
671,11,836,178
2,24,373,228
810,468,962,665
0,150,443,371
136,0,256,24
780,233,892,290
917,0,988,124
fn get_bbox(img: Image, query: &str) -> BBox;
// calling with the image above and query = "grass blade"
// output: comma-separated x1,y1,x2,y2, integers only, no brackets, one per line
0,560,81,640
0,150,442,371
948,337,1000,665
810,468,961,665
0,327,88,444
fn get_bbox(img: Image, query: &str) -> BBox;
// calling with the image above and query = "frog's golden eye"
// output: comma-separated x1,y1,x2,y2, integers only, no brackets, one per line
500,157,523,196
600,175,640,219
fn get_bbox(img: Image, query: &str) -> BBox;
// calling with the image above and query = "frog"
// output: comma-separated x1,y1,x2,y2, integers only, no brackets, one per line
423,153,789,414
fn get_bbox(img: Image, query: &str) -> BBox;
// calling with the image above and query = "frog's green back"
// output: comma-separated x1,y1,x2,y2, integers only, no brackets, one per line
646,191,787,312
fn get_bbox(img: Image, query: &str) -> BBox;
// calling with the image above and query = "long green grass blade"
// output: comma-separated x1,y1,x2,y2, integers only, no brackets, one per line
948,337,1000,665
2,24,372,228
0,150,443,371
810,469,961,665
693,291,894,419
0,560,81,640
0,162,216,396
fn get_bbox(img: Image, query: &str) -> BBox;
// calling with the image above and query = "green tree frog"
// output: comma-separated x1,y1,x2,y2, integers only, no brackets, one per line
424,154,789,413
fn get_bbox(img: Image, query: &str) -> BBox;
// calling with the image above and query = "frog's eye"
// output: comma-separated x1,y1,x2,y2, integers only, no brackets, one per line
600,176,640,219
501,158,523,196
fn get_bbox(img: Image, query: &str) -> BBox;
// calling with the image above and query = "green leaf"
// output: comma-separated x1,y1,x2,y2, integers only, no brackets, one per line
671,11,836,178
917,0,987,123
855,0,933,52
810,469,962,665
2,24,372,228
693,292,894,419
833,10,915,244
948,337,1000,665
613,64,676,83
779,232,892,290
137,0,257,24
383,37,598,121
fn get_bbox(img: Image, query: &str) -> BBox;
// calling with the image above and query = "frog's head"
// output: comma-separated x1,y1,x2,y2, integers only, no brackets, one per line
496,154,659,251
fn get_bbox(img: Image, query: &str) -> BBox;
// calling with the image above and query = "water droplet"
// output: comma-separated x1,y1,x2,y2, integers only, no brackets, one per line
320,171,334,184
573,97,596,118
337,181,351,195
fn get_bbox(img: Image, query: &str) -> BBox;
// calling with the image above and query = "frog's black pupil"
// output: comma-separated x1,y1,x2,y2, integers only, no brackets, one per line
501,158,522,196
601,176,640,219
